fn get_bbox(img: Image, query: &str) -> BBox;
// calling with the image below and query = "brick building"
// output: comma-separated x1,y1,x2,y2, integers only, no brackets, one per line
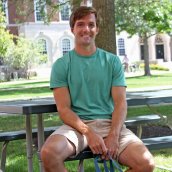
2,0,172,68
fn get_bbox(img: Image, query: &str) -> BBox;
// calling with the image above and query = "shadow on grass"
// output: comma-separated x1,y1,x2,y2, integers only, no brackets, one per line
0,86,51,97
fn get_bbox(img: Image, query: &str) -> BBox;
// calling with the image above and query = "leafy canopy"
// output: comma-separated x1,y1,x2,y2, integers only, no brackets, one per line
115,0,172,37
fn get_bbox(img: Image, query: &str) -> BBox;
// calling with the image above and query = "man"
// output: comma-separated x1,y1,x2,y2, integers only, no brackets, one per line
122,54,129,72
41,6,155,172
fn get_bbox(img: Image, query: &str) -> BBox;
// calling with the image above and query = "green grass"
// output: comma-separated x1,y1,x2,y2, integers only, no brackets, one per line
0,72,172,171
0,72,172,100
0,105,172,171
0,86,51,100
0,79,49,89
126,73,172,88
0,78,51,101
153,149,172,171
0,113,62,132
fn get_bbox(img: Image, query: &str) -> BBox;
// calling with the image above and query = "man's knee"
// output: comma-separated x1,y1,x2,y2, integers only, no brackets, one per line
41,136,65,164
41,142,59,164
135,154,155,172
41,135,75,164
145,155,155,172
119,142,155,172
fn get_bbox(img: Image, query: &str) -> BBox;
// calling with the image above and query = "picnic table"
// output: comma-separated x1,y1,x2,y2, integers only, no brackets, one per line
0,94,172,172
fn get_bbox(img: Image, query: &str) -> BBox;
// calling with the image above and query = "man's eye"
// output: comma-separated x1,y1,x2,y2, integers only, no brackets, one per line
77,23,84,27
89,23,95,28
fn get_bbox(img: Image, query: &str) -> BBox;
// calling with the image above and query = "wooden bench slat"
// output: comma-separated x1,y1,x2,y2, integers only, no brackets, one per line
66,135,172,161
0,127,57,142
142,135,172,150
125,114,161,126
0,114,171,171
0,114,162,142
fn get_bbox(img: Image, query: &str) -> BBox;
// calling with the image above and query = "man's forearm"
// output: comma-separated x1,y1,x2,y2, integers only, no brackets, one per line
58,107,91,135
108,102,127,138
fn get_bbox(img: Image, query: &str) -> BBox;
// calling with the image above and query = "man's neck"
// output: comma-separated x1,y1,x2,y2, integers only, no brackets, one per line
74,45,97,56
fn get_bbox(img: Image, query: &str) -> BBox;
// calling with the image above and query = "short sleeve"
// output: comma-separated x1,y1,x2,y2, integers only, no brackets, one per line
111,56,126,87
50,57,68,89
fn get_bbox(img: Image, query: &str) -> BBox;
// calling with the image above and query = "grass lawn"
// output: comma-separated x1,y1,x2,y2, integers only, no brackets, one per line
0,71,172,171
126,72,172,88
0,71,172,101
0,105,172,171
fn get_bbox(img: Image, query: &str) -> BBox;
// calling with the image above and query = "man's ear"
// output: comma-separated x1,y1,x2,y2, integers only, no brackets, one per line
71,28,74,33
96,27,99,35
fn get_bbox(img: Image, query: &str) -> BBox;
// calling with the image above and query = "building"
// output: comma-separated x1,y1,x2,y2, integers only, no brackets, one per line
1,0,172,68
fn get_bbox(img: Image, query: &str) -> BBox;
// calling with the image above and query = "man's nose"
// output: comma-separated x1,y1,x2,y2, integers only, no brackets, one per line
83,25,90,31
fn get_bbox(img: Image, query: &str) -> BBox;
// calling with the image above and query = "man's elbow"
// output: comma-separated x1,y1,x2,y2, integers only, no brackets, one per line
57,105,69,118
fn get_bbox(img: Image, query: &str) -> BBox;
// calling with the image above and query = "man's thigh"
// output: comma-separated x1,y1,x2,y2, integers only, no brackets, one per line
43,134,76,160
51,124,88,156
118,142,153,168
117,125,143,157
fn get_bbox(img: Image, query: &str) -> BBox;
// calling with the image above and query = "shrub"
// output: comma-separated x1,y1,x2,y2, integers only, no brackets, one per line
140,63,169,71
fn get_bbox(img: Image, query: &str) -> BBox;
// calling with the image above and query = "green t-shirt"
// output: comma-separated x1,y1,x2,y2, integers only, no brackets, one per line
50,48,126,120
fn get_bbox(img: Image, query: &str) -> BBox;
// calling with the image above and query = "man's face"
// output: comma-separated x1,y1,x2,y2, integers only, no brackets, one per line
71,13,99,47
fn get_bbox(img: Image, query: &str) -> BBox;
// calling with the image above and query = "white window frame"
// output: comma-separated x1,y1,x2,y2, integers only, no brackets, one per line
59,0,70,21
61,38,71,55
34,0,47,22
118,38,126,56
38,38,47,54
1,0,9,23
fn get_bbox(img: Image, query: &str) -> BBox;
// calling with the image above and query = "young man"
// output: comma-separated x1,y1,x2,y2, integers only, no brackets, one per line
41,6,155,172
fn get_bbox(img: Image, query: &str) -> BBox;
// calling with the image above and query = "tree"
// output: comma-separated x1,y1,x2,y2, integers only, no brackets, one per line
69,0,117,54
115,0,172,76
0,7,14,59
93,0,116,54
9,37,47,79
0,3,47,80
12,0,117,54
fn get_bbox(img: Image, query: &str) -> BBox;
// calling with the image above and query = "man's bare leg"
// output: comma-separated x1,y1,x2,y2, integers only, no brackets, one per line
118,142,155,172
41,134,75,172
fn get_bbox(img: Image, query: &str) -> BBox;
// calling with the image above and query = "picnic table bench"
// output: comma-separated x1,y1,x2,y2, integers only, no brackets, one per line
0,114,170,172
0,95,172,172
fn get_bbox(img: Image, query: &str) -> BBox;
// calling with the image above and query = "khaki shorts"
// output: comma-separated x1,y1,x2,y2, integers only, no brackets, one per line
51,119,142,158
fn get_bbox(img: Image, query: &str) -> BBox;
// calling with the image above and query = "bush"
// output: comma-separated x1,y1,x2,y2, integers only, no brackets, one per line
140,63,169,71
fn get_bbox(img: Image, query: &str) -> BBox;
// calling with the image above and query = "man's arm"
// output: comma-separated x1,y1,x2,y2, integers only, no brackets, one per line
53,87,89,134
53,87,107,155
104,86,127,158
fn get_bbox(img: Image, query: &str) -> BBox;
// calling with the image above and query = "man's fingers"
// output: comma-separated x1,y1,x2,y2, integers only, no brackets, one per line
110,149,118,159
90,143,107,155
102,149,118,160
90,145,103,154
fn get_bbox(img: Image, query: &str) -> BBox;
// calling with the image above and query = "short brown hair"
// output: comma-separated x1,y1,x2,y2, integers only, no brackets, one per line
69,6,98,29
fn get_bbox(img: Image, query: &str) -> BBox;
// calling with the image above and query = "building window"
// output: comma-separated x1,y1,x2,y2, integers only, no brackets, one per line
155,35,164,60
155,35,163,44
34,0,46,22
62,38,71,55
140,45,144,60
59,0,70,21
38,39,47,54
1,0,8,22
118,38,125,56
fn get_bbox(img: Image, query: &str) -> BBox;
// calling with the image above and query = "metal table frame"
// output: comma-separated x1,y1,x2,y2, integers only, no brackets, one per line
0,96,172,172
0,99,56,172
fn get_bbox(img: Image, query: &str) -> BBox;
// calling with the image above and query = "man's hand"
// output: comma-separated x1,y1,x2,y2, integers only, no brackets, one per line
103,133,119,160
85,129,108,156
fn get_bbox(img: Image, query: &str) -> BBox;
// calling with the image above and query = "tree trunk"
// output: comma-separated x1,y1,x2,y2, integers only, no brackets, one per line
170,35,172,61
92,0,116,54
143,33,151,76
70,0,82,11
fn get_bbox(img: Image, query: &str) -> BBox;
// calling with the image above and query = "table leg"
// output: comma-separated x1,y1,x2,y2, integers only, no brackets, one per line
137,125,142,138
26,115,33,172
37,114,45,172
